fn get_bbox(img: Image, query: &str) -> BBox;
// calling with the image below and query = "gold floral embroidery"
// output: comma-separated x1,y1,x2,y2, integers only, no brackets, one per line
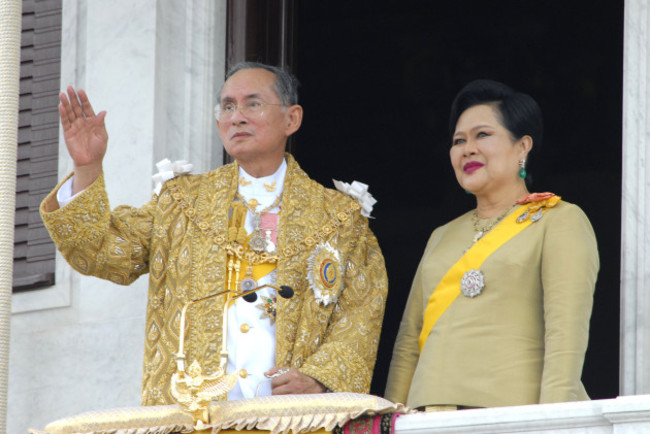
40,155,388,405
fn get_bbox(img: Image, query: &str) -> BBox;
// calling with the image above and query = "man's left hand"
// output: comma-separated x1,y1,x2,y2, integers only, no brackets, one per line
265,367,327,395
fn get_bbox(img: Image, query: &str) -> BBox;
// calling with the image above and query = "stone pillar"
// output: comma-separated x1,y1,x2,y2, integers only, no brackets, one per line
621,0,650,395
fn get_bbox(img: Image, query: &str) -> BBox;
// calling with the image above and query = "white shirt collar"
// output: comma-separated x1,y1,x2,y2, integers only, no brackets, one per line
237,159,287,209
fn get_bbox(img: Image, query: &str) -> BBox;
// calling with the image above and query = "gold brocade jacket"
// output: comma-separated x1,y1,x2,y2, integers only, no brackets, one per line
40,155,388,405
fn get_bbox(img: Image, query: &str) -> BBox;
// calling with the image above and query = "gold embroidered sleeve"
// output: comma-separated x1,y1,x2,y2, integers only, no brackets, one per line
40,173,154,285
299,215,388,393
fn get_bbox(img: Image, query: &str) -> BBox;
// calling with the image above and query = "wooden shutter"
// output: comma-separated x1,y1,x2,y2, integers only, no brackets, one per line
14,0,62,291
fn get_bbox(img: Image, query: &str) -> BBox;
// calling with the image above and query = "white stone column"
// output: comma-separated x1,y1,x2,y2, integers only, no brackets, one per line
0,2,21,432
153,0,227,173
621,0,650,395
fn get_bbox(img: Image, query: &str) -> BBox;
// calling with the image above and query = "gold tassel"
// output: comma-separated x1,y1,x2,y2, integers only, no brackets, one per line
228,202,247,243
236,227,248,245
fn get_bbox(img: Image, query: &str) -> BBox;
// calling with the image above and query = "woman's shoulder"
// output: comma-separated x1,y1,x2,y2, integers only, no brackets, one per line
519,194,596,241
542,197,592,224
424,209,474,247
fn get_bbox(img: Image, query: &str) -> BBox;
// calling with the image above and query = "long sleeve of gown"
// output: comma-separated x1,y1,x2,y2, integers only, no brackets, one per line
40,172,154,285
538,203,598,402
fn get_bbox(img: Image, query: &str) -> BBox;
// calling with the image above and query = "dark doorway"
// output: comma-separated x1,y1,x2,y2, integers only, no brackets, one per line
291,1,622,399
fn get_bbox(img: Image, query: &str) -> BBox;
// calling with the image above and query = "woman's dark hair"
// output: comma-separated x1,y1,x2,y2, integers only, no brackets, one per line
448,79,543,149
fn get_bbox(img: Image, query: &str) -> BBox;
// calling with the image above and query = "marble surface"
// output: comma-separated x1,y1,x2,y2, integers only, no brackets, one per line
395,395,650,433
621,0,650,396
153,0,226,174
7,1,226,433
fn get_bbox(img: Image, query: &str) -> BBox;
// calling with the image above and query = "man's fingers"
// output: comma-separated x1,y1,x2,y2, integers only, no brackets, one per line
272,384,292,395
59,92,75,123
78,88,96,117
66,85,84,118
270,370,327,395
58,102,71,130
267,367,292,395
264,366,281,377
270,370,293,388
265,367,290,379
96,111,107,126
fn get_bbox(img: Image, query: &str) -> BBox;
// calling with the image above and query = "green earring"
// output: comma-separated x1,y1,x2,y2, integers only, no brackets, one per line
518,159,527,179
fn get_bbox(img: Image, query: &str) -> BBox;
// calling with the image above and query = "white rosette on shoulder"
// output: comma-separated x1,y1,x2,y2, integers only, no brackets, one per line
152,158,194,195
333,179,377,218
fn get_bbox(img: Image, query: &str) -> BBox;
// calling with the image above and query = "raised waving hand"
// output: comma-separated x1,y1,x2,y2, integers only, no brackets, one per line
58,86,108,194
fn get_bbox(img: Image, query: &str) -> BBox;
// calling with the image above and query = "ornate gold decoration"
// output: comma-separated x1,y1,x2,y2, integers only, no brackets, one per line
170,283,291,424
207,393,415,433
239,176,251,186
170,360,236,424
40,155,388,406
40,404,194,434
264,181,277,192
37,393,414,434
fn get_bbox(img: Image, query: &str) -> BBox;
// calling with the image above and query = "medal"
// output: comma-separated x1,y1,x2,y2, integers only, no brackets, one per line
460,269,485,298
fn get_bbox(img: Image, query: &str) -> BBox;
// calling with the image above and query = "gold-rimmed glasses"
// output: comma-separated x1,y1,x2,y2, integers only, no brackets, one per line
215,99,285,121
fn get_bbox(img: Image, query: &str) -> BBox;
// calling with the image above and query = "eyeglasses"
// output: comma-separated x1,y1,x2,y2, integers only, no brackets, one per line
215,99,285,121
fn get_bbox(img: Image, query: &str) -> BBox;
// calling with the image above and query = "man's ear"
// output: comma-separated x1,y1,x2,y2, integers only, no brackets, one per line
284,105,303,136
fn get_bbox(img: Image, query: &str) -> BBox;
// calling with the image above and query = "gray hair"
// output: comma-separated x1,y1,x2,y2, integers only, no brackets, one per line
217,62,300,106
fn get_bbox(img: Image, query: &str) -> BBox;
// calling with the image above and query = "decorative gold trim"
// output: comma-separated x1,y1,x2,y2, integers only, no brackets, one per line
168,182,360,261
37,394,414,434
207,393,415,433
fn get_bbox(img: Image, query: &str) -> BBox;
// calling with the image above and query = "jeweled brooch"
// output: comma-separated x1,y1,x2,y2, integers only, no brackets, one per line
307,242,344,306
256,295,277,323
460,269,485,298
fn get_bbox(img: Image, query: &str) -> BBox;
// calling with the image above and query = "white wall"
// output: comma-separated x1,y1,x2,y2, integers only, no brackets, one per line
7,1,226,432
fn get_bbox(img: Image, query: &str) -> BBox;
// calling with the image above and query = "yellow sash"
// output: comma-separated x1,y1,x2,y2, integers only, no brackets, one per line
417,205,536,352
239,258,276,282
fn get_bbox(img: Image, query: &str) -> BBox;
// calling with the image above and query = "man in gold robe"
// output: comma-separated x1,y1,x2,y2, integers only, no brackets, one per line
40,62,388,405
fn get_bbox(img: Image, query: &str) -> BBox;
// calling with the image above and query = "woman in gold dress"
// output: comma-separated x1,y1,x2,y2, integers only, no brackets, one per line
385,79,599,410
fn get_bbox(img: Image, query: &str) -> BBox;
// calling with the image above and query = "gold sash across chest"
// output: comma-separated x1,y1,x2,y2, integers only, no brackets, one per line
417,205,536,352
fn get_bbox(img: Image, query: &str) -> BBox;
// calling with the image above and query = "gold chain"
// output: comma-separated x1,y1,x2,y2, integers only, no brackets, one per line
235,192,282,216
464,205,516,252
472,205,515,234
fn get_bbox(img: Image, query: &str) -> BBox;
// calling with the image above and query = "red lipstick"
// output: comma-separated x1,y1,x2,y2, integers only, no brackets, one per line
463,161,484,174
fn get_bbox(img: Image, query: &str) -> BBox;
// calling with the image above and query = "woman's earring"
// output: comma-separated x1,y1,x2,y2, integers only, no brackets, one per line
518,159,527,179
